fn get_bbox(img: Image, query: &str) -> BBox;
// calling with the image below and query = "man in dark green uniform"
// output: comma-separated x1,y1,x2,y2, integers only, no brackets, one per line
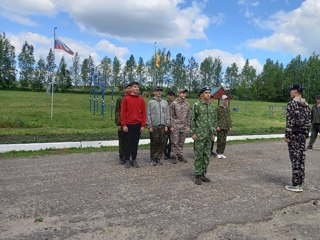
164,91,176,159
216,95,232,159
114,83,131,164
307,95,320,149
190,86,217,185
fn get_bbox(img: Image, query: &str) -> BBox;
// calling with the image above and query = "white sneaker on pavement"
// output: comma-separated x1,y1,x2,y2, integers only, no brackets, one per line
285,185,303,192
221,155,227,159
217,154,223,159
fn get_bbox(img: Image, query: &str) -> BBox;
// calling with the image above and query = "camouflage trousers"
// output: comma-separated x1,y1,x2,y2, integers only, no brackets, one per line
171,130,188,159
217,129,228,154
288,133,307,186
194,137,211,176
150,126,167,161
308,123,320,147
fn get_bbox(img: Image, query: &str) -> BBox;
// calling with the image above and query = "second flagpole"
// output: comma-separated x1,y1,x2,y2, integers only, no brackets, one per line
51,27,57,120
154,41,157,87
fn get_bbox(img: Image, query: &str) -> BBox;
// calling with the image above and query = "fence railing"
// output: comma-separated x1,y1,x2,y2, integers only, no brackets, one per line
268,105,286,116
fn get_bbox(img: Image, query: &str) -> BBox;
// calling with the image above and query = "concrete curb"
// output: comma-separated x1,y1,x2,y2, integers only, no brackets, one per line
0,134,284,153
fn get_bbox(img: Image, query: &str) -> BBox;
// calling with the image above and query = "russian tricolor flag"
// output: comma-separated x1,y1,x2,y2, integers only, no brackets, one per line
54,37,74,55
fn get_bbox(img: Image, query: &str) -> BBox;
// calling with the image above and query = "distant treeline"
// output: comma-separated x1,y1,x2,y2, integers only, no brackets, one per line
1,33,319,102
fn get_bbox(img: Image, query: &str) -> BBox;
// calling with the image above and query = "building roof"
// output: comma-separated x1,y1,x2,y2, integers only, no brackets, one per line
210,86,231,100
210,87,221,96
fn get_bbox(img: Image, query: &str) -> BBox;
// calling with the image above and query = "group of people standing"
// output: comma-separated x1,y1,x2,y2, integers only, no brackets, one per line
115,82,232,185
114,81,318,190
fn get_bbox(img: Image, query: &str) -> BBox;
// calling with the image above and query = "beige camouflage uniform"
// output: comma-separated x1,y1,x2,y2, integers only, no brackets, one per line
170,98,190,162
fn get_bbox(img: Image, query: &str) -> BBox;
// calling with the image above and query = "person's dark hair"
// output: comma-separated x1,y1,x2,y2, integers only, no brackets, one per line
291,83,303,93
129,81,140,87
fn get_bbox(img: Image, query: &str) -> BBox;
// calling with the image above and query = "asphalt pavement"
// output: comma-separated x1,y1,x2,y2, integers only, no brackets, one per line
0,140,319,239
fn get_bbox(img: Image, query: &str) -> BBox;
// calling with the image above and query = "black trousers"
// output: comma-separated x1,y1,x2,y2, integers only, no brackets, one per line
164,130,172,157
124,124,142,161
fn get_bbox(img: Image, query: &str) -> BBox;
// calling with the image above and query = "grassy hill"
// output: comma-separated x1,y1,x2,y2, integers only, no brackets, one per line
0,90,287,144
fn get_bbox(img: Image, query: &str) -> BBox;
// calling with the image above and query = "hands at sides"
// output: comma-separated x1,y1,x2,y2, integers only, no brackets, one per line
192,134,197,141
211,135,216,141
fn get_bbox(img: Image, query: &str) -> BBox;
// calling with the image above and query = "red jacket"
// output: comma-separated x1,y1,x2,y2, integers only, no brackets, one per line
120,94,146,127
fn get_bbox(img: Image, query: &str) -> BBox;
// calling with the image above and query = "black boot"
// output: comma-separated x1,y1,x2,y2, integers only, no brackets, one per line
194,176,202,185
119,154,125,164
201,174,211,182
124,160,131,168
132,160,139,168
157,159,163,165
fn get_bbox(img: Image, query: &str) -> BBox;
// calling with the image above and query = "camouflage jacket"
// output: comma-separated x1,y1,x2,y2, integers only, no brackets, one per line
190,100,217,140
285,97,311,139
167,99,174,107
114,94,124,126
146,97,170,128
170,98,190,131
217,106,232,130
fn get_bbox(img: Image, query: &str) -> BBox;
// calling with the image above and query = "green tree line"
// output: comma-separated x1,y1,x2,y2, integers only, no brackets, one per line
1,33,319,101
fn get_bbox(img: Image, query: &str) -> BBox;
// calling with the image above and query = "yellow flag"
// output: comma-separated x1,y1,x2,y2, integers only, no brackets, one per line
155,52,160,67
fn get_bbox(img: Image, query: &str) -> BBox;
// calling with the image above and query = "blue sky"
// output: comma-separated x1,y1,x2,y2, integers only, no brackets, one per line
2,0,319,73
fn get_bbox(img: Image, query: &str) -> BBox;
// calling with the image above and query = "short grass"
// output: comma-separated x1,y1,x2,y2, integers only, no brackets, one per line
0,138,283,159
0,90,287,144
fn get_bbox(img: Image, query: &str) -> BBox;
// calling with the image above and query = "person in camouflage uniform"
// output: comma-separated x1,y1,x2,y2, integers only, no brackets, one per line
307,95,320,149
147,86,170,166
216,95,232,159
170,89,190,164
285,84,311,192
114,83,131,164
164,91,176,159
190,86,217,185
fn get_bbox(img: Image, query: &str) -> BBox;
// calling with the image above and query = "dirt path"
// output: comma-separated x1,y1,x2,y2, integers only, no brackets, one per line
1,141,319,240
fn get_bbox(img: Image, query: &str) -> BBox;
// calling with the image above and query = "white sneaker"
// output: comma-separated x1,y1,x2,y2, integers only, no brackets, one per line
217,154,223,159
221,155,227,159
285,185,303,192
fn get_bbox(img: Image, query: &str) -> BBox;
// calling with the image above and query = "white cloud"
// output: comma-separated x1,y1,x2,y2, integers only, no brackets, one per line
238,0,260,18
0,0,56,26
64,0,211,46
210,12,226,26
96,40,129,62
7,32,52,59
246,0,320,55
1,0,213,47
6,32,128,66
195,49,263,73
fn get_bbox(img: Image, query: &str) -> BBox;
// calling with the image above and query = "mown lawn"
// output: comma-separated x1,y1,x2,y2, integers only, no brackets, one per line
0,90,287,143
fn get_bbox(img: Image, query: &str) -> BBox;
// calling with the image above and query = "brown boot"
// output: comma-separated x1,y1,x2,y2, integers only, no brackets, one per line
171,156,178,164
194,176,202,185
201,174,211,182
178,155,187,163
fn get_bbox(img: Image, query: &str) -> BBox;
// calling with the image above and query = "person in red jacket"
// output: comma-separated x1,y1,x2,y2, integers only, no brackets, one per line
120,81,146,168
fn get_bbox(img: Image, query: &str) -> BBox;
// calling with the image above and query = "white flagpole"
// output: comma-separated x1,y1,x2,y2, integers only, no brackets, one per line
154,41,157,86
51,27,57,120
